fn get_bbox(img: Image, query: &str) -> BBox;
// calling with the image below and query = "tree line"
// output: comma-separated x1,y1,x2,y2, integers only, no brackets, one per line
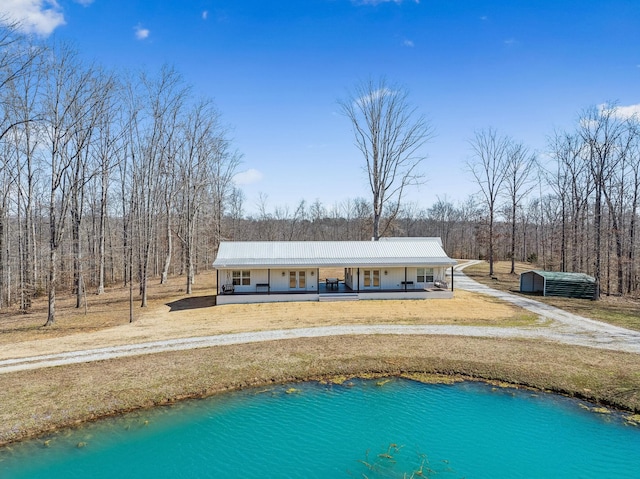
0,23,240,323
225,101,640,300
1,22,638,324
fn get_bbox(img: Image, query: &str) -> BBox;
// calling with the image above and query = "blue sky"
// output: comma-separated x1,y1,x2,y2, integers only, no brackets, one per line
3,0,640,215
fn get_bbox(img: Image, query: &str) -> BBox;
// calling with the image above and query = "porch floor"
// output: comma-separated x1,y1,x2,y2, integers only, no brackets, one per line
318,281,352,294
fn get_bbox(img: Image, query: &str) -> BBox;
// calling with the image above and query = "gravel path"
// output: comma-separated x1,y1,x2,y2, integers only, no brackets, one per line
1,262,638,374
452,261,640,352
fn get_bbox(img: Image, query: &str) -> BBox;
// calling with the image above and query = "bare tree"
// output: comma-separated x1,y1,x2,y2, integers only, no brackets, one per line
209,127,241,254
0,21,42,141
175,99,238,293
226,186,245,240
94,73,122,295
339,77,434,240
0,22,44,309
467,128,510,276
503,141,537,274
578,104,627,298
68,68,114,309
10,43,45,311
0,139,14,308
0,29,252,311
546,131,589,272
42,44,99,326
427,196,459,252
130,65,188,307
627,118,640,293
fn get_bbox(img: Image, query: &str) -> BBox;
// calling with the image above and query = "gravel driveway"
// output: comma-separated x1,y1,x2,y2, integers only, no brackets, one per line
1,262,638,375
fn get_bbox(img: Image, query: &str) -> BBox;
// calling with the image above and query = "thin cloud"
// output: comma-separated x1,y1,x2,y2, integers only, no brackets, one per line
134,24,150,40
356,88,396,107
74,0,94,5
606,103,640,119
504,38,517,46
202,10,208,20
0,0,65,36
234,168,263,186
403,39,415,47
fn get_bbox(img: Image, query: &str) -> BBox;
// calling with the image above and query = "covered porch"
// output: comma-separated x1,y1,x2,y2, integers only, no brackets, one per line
212,240,457,305
215,266,454,305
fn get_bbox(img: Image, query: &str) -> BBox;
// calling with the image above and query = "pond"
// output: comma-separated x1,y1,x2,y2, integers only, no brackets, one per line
1,378,639,478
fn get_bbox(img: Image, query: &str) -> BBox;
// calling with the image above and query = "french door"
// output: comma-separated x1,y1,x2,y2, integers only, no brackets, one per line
289,271,306,290
363,269,380,289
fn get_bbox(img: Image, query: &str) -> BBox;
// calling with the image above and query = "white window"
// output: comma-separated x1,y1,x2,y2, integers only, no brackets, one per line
417,268,434,283
232,270,251,286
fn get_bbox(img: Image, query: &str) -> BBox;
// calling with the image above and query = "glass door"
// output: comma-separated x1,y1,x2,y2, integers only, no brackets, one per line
363,269,380,289
289,271,306,290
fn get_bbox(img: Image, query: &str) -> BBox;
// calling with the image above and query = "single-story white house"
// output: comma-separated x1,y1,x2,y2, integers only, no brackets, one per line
212,238,457,305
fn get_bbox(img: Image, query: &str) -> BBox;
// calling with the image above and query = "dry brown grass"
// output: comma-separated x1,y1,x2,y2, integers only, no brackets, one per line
0,271,535,360
1,266,639,447
0,270,212,342
464,261,640,331
1,335,639,446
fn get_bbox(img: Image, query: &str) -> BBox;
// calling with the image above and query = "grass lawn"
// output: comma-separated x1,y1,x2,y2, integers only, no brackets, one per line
1,335,639,447
0,264,639,447
0,269,536,357
463,261,640,332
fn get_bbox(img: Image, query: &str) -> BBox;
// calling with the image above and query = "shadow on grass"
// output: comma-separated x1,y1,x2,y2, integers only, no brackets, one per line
166,295,217,312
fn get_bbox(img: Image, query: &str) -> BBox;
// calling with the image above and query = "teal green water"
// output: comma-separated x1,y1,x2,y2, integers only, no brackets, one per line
1,379,639,478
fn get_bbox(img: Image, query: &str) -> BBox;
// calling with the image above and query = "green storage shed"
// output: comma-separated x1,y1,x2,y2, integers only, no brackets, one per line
519,270,597,300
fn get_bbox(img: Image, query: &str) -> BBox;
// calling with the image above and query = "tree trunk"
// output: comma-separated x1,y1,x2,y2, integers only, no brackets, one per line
186,237,194,295
628,184,638,293
372,202,381,241
510,201,516,274
0,206,4,309
97,166,108,294
160,214,172,284
45,246,56,326
594,182,602,299
72,204,82,308
488,207,495,276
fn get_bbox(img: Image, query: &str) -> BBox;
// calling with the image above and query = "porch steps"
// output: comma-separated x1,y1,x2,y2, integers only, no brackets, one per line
318,293,359,302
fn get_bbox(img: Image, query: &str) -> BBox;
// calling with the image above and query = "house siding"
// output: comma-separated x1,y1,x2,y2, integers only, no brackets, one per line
214,240,455,303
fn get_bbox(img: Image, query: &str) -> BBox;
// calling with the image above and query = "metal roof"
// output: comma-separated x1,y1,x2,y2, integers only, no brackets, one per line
379,236,443,246
212,240,457,269
523,270,596,283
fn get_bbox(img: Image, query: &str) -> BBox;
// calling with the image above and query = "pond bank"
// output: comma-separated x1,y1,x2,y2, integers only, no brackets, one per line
1,334,639,447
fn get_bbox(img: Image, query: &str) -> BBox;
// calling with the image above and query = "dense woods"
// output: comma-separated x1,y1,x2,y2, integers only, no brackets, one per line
0,26,241,323
0,23,639,323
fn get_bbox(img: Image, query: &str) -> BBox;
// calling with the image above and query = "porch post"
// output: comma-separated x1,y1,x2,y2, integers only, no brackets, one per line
216,269,219,294
357,268,360,293
451,266,454,291
268,269,271,294
404,267,407,291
